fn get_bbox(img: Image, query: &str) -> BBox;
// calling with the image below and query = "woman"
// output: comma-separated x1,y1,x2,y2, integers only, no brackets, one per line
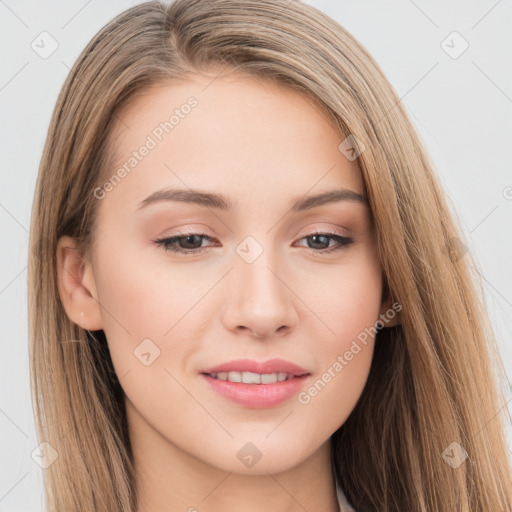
28,1,512,511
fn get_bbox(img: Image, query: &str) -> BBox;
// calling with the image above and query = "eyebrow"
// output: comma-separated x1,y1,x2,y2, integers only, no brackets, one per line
136,187,369,212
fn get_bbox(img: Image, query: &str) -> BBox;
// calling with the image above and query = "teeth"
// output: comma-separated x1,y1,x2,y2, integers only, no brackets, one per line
209,371,294,384
242,371,260,384
228,371,242,383
260,373,277,384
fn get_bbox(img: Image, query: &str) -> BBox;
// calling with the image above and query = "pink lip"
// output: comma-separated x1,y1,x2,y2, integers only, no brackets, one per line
200,358,311,408
201,358,309,376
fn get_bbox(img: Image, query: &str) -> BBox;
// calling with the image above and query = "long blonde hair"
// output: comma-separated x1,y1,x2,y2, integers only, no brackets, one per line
28,1,512,510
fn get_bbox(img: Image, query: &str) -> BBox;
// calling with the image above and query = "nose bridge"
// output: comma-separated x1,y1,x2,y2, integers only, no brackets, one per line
223,234,297,337
236,234,287,307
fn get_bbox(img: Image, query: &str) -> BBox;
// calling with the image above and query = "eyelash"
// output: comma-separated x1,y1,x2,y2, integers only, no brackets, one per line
154,230,354,256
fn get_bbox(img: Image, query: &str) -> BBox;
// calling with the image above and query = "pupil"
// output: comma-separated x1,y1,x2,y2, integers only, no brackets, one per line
182,235,201,249
310,234,328,249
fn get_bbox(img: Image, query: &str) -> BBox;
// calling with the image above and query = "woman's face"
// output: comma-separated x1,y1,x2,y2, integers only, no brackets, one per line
61,70,391,475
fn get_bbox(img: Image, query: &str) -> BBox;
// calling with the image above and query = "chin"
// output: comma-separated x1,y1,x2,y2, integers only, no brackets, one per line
199,437,318,475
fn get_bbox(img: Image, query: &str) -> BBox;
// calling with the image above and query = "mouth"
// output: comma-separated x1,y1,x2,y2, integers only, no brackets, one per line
200,357,309,377
199,358,311,408
203,371,302,384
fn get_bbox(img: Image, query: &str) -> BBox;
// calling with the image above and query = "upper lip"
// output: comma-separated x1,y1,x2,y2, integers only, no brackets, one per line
201,358,310,376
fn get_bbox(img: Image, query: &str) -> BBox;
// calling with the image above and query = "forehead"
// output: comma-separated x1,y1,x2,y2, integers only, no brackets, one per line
100,71,365,216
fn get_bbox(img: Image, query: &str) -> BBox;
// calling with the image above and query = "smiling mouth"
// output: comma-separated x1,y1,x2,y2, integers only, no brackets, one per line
203,371,305,384
200,365,311,408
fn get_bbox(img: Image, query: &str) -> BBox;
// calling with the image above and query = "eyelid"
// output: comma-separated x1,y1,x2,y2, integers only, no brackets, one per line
157,225,215,238
296,225,348,238
159,225,349,243
154,226,354,256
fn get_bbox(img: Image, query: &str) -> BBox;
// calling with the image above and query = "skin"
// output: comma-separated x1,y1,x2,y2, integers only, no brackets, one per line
57,69,398,512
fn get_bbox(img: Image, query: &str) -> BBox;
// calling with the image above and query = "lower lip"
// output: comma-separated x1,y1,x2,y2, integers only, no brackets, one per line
200,374,310,408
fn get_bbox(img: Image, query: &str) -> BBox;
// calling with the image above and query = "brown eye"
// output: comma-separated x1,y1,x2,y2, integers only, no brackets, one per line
155,233,216,254
154,231,353,256
295,232,354,254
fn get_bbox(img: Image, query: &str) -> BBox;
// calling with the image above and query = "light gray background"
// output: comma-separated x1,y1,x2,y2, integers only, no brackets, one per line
1,1,511,510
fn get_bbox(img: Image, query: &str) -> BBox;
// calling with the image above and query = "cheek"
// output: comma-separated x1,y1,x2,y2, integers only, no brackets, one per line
91,245,222,401
299,248,382,348
92,253,205,423
294,253,381,417
93,244,204,339
295,289,378,432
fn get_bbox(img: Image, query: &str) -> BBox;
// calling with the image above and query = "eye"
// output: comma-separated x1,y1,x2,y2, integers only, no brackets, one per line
154,232,216,254
154,231,354,255
294,231,354,254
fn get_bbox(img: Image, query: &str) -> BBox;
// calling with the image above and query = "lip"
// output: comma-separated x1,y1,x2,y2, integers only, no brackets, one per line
201,358,309,376
200,358,311,408
201,374,310,408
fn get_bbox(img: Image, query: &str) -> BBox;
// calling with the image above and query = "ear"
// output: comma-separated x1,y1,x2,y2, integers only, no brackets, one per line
56,236,103,331
377,282,401,328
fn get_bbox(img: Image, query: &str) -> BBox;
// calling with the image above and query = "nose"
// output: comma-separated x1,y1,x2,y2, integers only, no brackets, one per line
221,252,298,340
